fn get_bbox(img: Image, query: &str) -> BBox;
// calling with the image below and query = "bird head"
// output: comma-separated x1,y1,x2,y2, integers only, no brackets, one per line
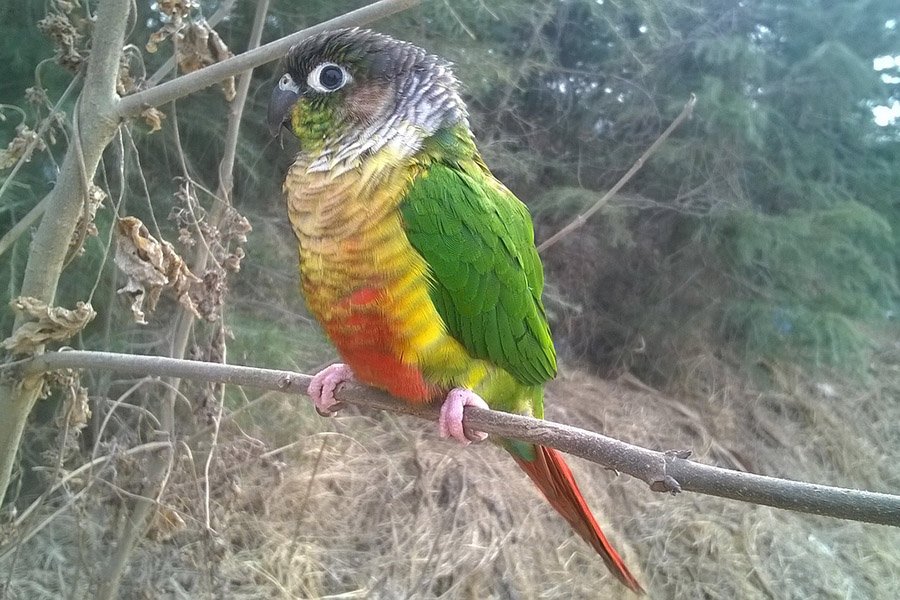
268,28,467,159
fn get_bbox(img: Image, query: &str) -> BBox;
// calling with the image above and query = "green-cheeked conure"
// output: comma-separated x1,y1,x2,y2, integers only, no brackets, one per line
267,28,642,593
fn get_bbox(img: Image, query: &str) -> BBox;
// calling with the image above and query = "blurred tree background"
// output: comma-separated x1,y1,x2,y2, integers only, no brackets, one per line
1,0,898,598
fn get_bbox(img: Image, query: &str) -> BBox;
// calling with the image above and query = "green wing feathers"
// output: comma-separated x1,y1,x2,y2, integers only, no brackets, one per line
399,155,557,388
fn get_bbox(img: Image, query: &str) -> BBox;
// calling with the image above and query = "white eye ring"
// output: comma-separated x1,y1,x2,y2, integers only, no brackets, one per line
307,62,351,93
278,73,300,94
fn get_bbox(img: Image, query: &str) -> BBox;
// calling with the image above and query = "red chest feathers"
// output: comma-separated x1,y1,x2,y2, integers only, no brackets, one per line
321,286,437,403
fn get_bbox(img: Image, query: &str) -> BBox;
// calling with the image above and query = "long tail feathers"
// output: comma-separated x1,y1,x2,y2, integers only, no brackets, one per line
510,445,644,594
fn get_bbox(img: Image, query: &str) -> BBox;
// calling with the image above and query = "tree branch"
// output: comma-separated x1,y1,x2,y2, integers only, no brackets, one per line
216,0,269,204
10,350,900,528
537,94,697,253
0,0,132,509
0,72,83,258
116,0,421,118
96,4,274,594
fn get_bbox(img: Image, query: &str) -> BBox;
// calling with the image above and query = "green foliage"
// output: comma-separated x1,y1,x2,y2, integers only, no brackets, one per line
713,201,897,368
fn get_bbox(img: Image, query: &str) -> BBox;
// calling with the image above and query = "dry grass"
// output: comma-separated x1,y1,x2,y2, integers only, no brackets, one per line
2,347,899,599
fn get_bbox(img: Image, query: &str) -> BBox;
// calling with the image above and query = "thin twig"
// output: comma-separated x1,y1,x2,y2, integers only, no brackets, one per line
537,94,697,253
187,389,280,443
10,350,900,528
215,0,269,204
0,484,95,563
0,441,172,562
0,72,83,258
8,441,173,530
200,0,270,535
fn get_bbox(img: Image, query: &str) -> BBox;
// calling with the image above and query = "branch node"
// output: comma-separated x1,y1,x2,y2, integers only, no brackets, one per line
650,453,690,494
665,449,693,459
650,475,682,495
276,374,293,390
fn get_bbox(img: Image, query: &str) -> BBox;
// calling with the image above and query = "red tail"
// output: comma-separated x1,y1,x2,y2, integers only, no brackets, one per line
511,445,644,594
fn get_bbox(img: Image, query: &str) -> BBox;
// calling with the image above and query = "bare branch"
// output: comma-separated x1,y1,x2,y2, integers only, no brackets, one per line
116,0,421,118
205,0,270,536
537,94,697,253
0,441,172,562
11,350,900,528
216,0,269,204
0,73,83,258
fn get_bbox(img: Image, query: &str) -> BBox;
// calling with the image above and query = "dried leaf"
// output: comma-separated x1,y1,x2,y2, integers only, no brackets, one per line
67,185,106,257
158,0,196,19
2,297,96,355
0,124,47,170
222,247,244,273
146,29,168,54
147,506,186,542
117,53,137,96
146,1,195,53
177,226,195,247
25,86,49,107
175,21,209,74
221,75,237,102
114,216,201,324
193,270,226,322
52,370,92,432
222,210,252,244
207,26,236,101
65,383,91,430
141,107,166,133
36,10,84,72
174,21,235,100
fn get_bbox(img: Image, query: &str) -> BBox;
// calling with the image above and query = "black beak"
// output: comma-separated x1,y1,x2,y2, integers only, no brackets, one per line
267,86,299,138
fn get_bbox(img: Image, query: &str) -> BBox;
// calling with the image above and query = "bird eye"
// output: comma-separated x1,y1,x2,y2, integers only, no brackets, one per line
308,63,350,93
278,73,299,94
319,66,344,89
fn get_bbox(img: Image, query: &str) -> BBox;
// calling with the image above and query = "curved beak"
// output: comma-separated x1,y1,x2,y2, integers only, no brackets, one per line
267,86,299,137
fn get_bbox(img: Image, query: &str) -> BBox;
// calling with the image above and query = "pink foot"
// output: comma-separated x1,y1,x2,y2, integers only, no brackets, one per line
439,388,489,445
308,363,354,416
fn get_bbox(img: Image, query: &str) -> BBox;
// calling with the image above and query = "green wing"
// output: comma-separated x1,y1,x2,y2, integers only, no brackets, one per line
399,155,557,387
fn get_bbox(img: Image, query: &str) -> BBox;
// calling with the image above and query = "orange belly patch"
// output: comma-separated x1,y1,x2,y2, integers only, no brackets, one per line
324,287,435,403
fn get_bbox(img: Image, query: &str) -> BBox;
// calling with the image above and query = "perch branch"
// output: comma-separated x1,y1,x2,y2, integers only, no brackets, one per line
537,94,697,253
116,0,420,118
8,350,900,528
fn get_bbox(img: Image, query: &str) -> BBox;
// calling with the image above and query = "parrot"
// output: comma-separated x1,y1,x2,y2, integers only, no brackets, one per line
267,28,643,593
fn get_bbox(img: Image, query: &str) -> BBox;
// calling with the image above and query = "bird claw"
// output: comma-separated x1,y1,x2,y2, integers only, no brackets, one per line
308,363,354,416
439,388,489,445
